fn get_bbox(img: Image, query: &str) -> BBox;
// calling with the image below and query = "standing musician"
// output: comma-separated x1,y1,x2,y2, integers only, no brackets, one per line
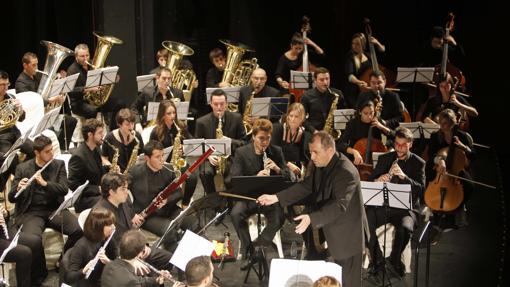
344,33,385,108
67,44,101,119
102,108,144,174
205,48,229,88
274,33,324,92
149,48,169,74
131,67,185,127
420,26,461,70
14,52,77,150
357,70,403,129
227,119,290,270
426,109,474,230
128,140,199,251
149,100,198,207
238,68,280,120
419,73,478,125
8,135,83,282
271,103,310,180
258,131,367,287
337,100,392,165
68,119,107,212
94,173,174,271
301,67,345,134
365,127,426,278
195,89,245,195
101,230,173,287
60,207,117,287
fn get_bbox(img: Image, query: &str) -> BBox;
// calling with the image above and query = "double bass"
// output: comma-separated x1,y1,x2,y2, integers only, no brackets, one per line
289,16,315,102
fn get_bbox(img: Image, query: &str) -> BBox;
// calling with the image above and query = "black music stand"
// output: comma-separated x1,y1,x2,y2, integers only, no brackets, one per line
413,220,432,287
231,175,294,283
251,97,289,122
362,181,412,286
396,67,434,119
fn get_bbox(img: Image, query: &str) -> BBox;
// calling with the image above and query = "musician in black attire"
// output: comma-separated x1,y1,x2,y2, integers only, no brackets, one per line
195,89,245,195
344,33,385,108
8,135,82,283
67,44,101,119
60,207,117,287
149,48,169,74
227,119,290,269
337,100,392,165
129,140,198,250
131,67,185,127
15,52,77,150
205,48,228,88
69,119,107,212
94,173,174,271
301,67,345,134
102,108,144,174
150,100,197,206
366,127,426,278
357,70,403,129
275,33,324,92
238,67,280,120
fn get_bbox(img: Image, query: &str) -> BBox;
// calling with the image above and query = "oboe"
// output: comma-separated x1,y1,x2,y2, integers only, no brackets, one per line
84,228,116,279
14,159,54,198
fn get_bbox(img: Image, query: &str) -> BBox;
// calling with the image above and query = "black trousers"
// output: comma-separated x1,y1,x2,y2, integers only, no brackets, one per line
199,161,218,195
0,235,36,287
231,200,284,257
335,253,362,287
365,206,413,266
56,115,77,150
180,167,199,206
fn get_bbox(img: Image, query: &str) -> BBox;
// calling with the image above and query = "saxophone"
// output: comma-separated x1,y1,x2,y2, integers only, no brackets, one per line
123,132,140,175
323,88,340,140
215,113,228,175
242,90,255,135
170,123,187,178
104,140,120,174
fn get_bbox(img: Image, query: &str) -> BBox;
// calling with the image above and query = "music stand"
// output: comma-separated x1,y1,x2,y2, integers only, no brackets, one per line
231,176,294,282
206,87,241,104
85,66,119,90
362,181,412,285
0,225,22,285
290,70,314,90
136,74,156,92
251,97,289,122
396,67,434,118
398,122,439,140
49,180,89,221
333,109,356,131
30,107,61,139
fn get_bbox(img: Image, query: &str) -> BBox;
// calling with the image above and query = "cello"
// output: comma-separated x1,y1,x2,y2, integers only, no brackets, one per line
289,16,315,102
359,18,396,93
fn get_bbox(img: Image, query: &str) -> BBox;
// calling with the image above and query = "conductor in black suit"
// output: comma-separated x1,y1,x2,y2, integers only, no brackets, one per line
366,126,426,278
258,131,367,287
68,119,107,212
195,89,245,195
227,119,290,269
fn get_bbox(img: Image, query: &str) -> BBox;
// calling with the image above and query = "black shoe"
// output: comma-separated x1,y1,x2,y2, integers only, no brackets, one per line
240,258,251,270
386,258,405,278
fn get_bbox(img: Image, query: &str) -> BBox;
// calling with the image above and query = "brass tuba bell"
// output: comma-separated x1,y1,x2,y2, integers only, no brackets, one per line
162,41,196,101
83,32,123,107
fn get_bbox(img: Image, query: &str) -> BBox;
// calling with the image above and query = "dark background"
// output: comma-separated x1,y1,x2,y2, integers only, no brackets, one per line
1,1,507,285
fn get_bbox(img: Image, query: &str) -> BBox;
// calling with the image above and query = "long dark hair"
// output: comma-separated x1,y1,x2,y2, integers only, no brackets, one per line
83,207,116,242
154,100,186,143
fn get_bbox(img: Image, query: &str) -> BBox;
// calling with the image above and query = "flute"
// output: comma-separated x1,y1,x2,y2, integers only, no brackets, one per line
85,228,116,279
14,159,54,198
136,258,176,283
0,206,8,240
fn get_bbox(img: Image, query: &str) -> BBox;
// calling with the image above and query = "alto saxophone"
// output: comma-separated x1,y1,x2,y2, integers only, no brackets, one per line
324,88,341,140
104,140,120,174
242,90,255,135
170,123,187,178
215,113,228,175
124,132,140,175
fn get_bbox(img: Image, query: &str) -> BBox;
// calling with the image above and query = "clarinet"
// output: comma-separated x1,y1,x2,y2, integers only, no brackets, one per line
14,159,54,198
137,146,215,223
84,228,116,279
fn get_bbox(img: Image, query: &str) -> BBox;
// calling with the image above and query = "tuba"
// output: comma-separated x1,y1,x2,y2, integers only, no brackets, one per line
323,88,341,140
170,123,187,177
37,41,74,106
83,32,123,107
162,41,196,101
0,99,23,132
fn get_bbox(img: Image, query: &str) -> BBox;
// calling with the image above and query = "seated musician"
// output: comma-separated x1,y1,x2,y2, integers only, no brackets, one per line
271,102,311,181
426,109,474,230
8,135,83,283
205,48,228,88
149,48,169,74
419,73,478,125
227,118,290,270
94,173,173,271
365,127,426,278
131,67,185,127
337,100,392,165
301,67,346,134
68,119,107,212
102,108,144,174
150,100,198,207
61,207,116,287
357,70,403,129
101,230,173,287
184,256,216,287
195,89,245,195
238,68,280,122
129,140,198,250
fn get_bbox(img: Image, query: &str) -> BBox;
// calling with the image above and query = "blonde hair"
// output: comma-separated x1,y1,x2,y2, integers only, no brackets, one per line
313,276,341,287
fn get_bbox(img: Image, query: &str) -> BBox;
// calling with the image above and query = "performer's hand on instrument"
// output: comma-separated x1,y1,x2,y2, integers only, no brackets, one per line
132,258,150,275
34,172,47,187
265,159,280,173
84,86,100,93
390,164,406,179
257,194,278,206
82,258,97,275
97,249,111,264
172,281,186,287
375,173,391,182
17,178,29,190
357,80,368,88
257,169,270,176
351,150,363,165
156,198,168,209
131,214,145,227
287,162,301,176
436,159,446,174
13,99,22,108
453,136,468,151
449,94,461,106
294,214,311,234
156,270,173,284
208,155,219,166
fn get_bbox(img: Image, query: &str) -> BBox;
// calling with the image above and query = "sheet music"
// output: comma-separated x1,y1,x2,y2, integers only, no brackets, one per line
290,70,314,89
206,87,240,103
85,66,119,88
396,67,435,83
49,73,80,98
183,139,205,157
136,74,156,92
205,138,231,156
334,109,356,130
361,181,412,210
30,107,61,138
399,122,439,139
146,102,160,122
176,101,189,119
169,230,214,271
0,225,22,264
49,180,89,220
269,259,342,287
0,149,19,174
